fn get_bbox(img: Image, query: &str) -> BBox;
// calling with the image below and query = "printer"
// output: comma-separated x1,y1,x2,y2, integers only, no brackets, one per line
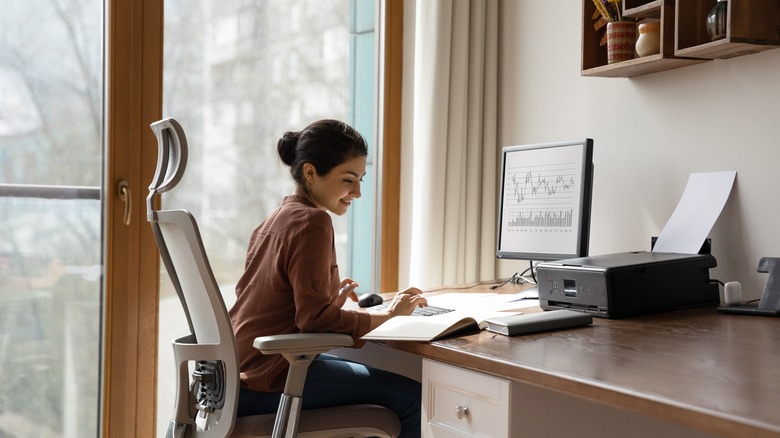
535,251,719,318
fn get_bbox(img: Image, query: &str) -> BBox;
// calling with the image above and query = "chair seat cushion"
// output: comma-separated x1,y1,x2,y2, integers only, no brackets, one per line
230,404,401,437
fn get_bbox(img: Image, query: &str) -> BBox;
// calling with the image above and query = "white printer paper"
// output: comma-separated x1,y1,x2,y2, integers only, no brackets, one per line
652,171,736,254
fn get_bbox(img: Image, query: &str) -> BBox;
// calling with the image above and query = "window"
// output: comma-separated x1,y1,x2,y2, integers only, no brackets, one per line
158,1,376,434
0,0,103,436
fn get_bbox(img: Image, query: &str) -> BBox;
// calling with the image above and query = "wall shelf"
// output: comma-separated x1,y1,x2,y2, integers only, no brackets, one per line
581,53,702,78
581,0,780,77
675,0,780,59
624,0,663,19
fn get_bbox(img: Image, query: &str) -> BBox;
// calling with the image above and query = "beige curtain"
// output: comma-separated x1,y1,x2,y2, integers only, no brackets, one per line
407,0,499,289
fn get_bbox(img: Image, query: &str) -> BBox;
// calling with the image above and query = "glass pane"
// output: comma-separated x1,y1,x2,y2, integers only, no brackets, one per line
0,1,103,437
347,0,376,283
158,0,375,435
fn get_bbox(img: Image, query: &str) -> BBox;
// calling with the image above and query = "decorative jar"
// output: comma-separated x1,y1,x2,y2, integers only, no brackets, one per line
606,21,638,64
706,0,728,41
636,21,661,57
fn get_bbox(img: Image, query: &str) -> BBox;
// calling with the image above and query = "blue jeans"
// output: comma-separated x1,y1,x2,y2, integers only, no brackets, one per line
237,354,421,438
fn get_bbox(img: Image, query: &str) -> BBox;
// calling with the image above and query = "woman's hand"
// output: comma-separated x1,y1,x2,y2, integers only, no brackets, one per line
365,286,427,331
335,278,359,307
384,287,427,316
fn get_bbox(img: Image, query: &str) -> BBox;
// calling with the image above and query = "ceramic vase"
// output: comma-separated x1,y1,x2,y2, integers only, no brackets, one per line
706,0,728,41
606,21,638,64
636,21,661,57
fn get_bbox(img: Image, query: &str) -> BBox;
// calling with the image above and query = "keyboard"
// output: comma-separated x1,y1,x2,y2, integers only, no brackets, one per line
371,304,455,317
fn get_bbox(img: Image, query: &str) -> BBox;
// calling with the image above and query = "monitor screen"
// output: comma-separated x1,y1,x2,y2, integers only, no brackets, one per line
496,139,594,261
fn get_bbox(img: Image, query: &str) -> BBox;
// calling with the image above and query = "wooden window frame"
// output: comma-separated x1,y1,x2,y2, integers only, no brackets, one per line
102,0,163,435
379,0,403,292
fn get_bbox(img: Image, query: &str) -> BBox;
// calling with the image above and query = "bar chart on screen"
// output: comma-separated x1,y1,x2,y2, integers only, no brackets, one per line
507,208,574,228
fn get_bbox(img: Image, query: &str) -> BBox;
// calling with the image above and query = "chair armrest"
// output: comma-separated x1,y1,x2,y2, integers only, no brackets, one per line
253,333,354,355
254,333,356,407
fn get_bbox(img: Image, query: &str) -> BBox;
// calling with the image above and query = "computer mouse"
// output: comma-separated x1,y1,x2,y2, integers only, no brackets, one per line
358,293,383,308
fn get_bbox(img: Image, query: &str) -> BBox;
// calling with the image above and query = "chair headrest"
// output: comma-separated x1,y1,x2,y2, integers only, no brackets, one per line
148,118,188,214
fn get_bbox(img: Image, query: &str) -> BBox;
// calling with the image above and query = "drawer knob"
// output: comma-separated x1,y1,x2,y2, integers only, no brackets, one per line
455,405,469,420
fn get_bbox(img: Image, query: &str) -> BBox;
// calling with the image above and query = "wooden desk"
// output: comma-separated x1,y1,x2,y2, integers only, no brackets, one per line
370,283,780,437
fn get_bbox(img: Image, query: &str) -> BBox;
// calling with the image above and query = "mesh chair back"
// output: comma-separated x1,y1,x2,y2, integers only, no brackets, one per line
149,118,239,437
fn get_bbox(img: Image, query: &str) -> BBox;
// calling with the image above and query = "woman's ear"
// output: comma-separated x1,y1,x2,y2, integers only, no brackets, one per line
302,162,317,184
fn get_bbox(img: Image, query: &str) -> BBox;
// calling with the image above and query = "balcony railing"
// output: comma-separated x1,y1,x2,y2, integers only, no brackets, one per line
0,183,100,200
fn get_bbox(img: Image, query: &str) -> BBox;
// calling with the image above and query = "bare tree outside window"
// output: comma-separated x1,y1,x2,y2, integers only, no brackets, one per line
0,0,103,436
0,0,102,186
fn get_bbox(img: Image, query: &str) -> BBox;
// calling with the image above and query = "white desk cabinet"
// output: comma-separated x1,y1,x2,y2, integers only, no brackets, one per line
422,359,518,437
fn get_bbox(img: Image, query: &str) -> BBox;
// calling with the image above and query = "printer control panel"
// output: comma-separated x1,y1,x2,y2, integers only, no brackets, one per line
537,267,609,316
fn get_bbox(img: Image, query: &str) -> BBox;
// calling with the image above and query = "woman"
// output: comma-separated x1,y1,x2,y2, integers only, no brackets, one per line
229,119,425,437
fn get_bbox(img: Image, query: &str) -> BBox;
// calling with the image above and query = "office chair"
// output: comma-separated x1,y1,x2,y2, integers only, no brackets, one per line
147,117,401,438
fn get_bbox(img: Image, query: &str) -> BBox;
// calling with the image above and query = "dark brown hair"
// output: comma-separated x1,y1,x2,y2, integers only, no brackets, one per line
277,119,368,186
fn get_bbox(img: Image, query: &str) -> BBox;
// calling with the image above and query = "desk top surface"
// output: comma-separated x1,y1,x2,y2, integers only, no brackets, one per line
382,283,780,437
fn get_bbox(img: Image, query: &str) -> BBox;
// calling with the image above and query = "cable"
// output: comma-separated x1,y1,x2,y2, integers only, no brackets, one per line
518,265,532,277
489,272,519,290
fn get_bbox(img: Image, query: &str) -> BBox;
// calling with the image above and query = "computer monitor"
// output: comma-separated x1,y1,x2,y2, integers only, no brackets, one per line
496,139,594,262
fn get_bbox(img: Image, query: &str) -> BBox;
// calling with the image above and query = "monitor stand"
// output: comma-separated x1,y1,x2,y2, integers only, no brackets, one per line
717,257,780,316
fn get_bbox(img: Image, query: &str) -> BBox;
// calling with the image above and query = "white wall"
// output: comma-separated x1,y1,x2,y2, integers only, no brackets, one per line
496,1,780,300
400,0,780,301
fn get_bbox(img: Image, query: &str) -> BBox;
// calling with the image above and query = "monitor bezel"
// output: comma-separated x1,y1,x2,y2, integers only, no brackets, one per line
496,138,594,262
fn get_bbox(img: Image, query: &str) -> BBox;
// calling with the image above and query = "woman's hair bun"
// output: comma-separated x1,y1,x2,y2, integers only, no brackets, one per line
277,131,300,166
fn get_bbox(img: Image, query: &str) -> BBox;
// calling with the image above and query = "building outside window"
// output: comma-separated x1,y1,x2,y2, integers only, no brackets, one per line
159,1,377,434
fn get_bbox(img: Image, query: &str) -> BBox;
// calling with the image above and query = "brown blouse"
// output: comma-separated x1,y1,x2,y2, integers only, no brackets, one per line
229,195,371,392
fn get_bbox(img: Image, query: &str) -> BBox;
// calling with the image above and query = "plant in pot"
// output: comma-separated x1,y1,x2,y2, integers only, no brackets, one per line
591,0,638,64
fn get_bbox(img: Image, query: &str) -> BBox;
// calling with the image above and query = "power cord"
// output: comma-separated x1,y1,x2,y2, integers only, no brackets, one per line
490,272,520,289
711,278,760,305
490,262,539,290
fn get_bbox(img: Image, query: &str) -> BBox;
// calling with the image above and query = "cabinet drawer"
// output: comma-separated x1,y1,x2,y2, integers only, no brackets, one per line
422,359,512,437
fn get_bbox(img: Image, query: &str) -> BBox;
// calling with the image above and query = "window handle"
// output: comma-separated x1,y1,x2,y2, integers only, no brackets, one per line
117,180,131,226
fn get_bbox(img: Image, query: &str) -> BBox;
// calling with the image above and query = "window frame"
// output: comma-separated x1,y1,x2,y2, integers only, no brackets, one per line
378,0,403,292
102,0,163,435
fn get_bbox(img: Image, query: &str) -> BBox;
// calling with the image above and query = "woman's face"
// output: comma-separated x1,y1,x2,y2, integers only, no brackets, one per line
305,155,366,216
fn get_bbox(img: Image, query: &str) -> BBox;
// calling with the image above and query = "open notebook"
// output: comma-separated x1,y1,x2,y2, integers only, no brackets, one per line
361,291,538,342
